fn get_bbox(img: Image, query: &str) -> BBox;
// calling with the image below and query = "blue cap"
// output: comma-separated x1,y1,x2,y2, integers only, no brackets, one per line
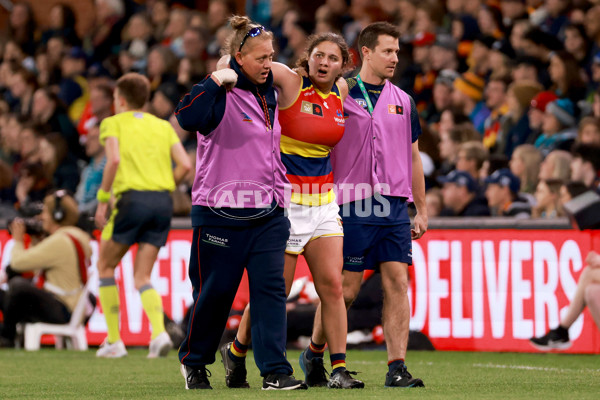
485,168,521,193
437,170,477,192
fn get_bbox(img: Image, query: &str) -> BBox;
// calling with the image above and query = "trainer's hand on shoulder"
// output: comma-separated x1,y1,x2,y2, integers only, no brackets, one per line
216,55,231,70
211,68,237,90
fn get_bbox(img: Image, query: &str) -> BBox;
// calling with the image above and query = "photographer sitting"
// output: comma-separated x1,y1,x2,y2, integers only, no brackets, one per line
0,191,91,347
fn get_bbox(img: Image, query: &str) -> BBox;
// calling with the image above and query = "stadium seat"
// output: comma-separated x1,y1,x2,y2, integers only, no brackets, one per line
23,281,92,351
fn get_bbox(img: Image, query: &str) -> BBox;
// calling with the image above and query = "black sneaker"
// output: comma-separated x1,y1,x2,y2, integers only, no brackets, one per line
180,364,212,390
384,364,424,388
529,328,571,351
327,369,365,389
262,374,308,390
220,342,250,388
299,348,329,387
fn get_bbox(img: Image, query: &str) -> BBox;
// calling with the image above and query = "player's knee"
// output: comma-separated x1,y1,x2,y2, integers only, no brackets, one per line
315,278,343,303
383,273,409,296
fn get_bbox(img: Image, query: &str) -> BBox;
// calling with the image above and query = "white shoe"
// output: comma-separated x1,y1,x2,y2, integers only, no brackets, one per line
96,339,128,358
148,331,173,358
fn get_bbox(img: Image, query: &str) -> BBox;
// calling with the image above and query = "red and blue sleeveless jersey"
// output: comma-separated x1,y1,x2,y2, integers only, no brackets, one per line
278,76,345,205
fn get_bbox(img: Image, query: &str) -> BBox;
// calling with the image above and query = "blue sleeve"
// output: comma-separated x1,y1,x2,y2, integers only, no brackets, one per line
174,76,226,136
409,96,422,143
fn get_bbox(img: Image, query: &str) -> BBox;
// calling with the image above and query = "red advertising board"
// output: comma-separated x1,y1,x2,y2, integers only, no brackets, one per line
1,228,598,353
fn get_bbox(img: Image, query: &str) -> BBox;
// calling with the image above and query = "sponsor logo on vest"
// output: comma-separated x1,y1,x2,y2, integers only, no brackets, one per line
388,104,403,114
301,100,323,117
207,180,279,220
356,99,367,108
303,90,315,97
241,112,253,122
334,109,345,125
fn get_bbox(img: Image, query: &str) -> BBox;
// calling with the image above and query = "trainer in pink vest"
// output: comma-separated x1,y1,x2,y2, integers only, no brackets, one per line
331,81,414,204
192,88,290,209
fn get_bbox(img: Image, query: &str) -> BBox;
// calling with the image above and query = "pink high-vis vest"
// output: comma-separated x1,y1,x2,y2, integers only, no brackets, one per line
191,88,290,208
331,80,413,204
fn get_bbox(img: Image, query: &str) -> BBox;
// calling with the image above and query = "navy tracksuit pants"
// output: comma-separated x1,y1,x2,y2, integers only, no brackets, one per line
178,215,293,377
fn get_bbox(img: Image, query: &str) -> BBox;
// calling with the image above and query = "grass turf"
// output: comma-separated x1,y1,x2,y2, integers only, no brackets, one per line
1,348,599,399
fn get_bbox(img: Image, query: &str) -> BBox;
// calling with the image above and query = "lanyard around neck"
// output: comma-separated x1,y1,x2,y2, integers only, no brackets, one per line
356,74,374,115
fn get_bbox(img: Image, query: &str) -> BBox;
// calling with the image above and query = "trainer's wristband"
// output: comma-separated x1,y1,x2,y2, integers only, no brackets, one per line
96,188,111,203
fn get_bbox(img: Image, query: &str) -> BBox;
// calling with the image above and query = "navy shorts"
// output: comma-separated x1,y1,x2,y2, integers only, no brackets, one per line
104,190,173,247
342,223,412,272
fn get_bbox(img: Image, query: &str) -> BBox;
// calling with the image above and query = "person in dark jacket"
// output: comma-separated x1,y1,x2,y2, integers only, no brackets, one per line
438,170,490,216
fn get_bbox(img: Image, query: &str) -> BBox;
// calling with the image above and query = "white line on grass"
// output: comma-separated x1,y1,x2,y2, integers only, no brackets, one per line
473,363,600,374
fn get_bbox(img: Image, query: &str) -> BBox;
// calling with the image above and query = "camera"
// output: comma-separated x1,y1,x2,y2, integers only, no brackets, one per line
7,201,45,236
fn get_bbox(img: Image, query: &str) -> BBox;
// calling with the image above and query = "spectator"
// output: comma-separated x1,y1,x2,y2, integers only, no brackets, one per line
0,191,91,348
538,0,570,38
425,187,443,218
509,19,532,55
528,90,559,144
501,80,543,156
576,116,600,146
78,81,114,137
58,47,90,123
162,8,190,58
452,71,490,133
146,45,179,92
477,5,504,39
123,13,156,50
532,178,564,218
456,140,488,183
450,14,480,62
570,144,600,189
409,31,436,112
41,3,81,47
397,0,418,36
485,168,532,218
422,69,458,126
510,144,542,194
563,23,591,73
511,55,542,83
539,149,572,181
430,35,460,73
7,2,37,56
151,81,186,120
558,180,589,211
499,0,529,29
31,88,82,161
8,67,37,118
149,0,170,42
439,170,490,217
482,75,510,152
89,0,127,63
548,50,587,108
75,124,106,214
468,34,494,77
535,98,577,157
438,122,480,176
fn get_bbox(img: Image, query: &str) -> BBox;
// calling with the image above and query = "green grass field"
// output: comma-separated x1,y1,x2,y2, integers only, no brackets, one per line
1,348,599,399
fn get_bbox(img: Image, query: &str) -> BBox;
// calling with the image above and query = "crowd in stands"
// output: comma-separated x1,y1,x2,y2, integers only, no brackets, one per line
1,0,600,224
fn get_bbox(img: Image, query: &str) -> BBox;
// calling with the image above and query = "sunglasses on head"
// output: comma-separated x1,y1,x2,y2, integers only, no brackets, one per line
239,26,265,52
